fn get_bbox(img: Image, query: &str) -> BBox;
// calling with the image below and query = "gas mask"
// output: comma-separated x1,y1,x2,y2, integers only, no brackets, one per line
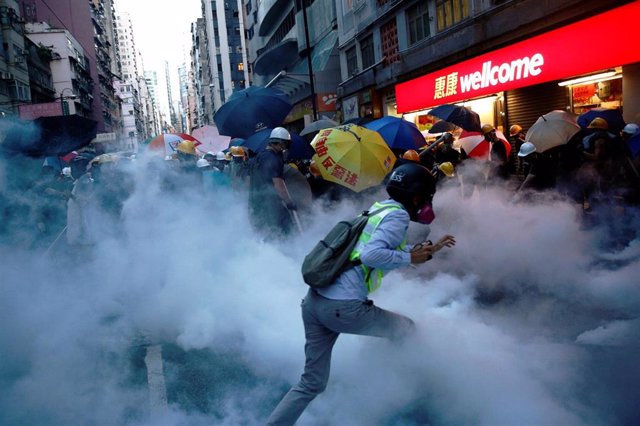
416,201,435,224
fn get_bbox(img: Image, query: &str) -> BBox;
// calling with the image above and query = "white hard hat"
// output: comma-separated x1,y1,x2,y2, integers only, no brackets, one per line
216,151,227,161
518,142,537,157
622,123,639,135
62,167,72,177
196,158,210,168
270,127,291,141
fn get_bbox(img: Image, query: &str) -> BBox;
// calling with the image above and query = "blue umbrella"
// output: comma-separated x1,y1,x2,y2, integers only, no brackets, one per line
243,128,314,160
364,116,426,150
427,104,482,132
213,86,293,138
577,108,626,133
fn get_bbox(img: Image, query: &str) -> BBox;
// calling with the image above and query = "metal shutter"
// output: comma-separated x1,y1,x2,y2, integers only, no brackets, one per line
505,81,570,132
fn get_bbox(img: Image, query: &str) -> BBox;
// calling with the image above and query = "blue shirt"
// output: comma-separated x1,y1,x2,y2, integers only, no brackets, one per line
316,199,412,301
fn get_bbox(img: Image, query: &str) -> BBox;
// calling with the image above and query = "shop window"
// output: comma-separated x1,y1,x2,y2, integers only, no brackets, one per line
360,35,374,69
380,19,399,66
407,2,430,45
571,77,623,115
345,45,358,76
436,0,469,32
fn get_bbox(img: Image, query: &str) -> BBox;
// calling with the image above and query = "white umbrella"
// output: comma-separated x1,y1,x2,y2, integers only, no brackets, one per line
191,125,231,154
525,110,580,153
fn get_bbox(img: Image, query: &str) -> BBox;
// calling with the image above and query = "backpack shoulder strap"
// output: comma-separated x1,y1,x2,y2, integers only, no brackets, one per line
361,204,396,218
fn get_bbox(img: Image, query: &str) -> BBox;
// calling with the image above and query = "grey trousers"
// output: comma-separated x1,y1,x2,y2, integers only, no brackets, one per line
266,289,415,425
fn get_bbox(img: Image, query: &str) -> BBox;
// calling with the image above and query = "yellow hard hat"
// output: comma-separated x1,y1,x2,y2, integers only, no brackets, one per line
509,124,523,136
587,117,609,130
438,162,455,177
402,149,420,162
176,140,196,155
481,124,495,135
230,146,246,158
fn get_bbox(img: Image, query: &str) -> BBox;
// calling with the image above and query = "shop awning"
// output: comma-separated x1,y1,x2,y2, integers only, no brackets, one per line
267,32,338,99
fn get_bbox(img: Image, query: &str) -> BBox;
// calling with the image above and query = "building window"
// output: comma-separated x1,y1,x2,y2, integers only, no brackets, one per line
436,0,469,32
380,19,399,66
360,35,374,69
407,2,430,45
345,45,358,76
237,62,244,71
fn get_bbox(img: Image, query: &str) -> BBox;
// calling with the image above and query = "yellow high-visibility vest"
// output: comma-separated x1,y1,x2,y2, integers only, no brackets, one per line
349,201,407,293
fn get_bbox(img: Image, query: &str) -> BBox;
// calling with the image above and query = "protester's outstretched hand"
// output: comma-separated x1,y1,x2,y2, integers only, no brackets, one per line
432,235,456,253
410,235,456,264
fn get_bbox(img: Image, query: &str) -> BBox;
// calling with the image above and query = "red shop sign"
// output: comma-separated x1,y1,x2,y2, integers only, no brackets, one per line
395,1,640,113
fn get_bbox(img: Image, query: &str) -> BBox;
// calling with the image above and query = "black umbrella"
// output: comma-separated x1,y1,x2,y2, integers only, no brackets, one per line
428,120,457,134
427,104,481,132
1,115,98,157
213,86,293,138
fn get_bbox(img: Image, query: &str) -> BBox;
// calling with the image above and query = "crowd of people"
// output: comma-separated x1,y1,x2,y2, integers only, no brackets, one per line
2,116,639,254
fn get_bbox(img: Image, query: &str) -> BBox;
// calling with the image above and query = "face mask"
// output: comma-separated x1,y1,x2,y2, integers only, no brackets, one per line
416,203,435,224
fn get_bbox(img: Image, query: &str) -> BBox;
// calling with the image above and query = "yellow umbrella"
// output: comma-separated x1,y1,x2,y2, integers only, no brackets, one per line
311,124,396,192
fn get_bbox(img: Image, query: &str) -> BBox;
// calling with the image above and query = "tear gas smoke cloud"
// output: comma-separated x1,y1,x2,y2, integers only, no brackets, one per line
0,147,639,425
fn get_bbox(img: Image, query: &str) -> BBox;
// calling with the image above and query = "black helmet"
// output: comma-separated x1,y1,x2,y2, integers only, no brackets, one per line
386,163,436,219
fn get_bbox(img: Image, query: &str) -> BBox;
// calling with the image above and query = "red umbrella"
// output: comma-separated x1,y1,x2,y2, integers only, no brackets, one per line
457,130,511,160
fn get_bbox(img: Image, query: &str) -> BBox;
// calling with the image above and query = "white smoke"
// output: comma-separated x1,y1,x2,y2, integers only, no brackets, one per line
0,152,639,425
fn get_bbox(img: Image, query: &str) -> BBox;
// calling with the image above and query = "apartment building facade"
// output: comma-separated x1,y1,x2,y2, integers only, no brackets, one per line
243,0,341,131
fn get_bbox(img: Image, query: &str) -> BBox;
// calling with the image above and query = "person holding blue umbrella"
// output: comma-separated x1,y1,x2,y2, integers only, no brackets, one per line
248,127,299,240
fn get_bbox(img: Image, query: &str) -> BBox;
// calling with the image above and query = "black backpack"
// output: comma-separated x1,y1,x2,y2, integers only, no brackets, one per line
301,206,390,288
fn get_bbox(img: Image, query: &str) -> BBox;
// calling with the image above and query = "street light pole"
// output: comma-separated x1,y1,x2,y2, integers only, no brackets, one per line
301,0,318,122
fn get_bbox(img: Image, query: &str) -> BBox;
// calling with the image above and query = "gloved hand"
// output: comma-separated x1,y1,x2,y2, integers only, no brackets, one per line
285,201,297,211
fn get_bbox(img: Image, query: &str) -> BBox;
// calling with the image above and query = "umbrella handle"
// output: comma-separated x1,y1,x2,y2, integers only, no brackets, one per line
282,182,304,234
290,210,304,235
45,225,67,256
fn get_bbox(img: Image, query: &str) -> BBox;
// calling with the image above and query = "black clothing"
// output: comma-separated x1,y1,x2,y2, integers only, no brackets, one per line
489,140,509,181
249,148,291,238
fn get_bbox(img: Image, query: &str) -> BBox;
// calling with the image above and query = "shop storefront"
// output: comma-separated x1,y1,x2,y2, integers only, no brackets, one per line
394,1,640,133
338,87,382,123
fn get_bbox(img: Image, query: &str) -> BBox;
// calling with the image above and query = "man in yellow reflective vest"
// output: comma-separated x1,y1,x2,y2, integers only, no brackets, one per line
267,163,456,425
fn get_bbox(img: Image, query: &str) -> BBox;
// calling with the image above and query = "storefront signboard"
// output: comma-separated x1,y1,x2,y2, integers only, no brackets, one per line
395,1,640,113
18,102,61,119
317,93,338,112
